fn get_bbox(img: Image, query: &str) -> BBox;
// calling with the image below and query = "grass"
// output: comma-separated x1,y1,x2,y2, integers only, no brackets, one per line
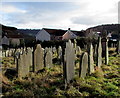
1,52,120,97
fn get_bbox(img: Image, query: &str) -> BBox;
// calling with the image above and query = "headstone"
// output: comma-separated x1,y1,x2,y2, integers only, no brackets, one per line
16,51,20,72
101,38,107,57
20,48,24,54
93,44,97,60
2,51,5,57
79,52,88,78
58,46,62,59
74,39,77,48
117,40,120,54
26,48,33,70
45,47,49,53
105,39,109,65
18,52,29,79
8,49,12,57
52,47,57,53
5,50,9,57
88,44,94,74
76,46,82,55
97,37,102,68
34,44,44,72
52,47,57,58
45,49,53,68
64,40,75,83
11,49,15,56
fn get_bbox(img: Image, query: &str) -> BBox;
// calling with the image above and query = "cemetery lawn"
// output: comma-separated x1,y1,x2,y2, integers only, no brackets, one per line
1,53,120,97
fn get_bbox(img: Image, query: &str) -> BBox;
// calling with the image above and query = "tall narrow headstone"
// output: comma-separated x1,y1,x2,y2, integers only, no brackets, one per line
45,49,53,68
93,44,97,60
26,48,33,71
105,39,109,65
18,53,29,79
79,52,88,78
58,46,62,59
117,40,120,54
97,37,102,68
64,40,75,83
34,44,44,72
88,44,94,74
118,2,120,54
52,47,57,53
76,46,82,55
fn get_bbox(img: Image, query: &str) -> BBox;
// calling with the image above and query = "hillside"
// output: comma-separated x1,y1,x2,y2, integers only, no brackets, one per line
86,24,120,33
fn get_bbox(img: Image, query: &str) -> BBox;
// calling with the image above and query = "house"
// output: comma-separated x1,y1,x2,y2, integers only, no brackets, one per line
35,28,50,41
42,28,66,40
1,33,24,46
62,28,77,40
0,24,24,46
1,36,9,45
35,28,78,41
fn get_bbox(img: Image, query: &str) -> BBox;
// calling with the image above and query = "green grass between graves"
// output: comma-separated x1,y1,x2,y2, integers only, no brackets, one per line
1,52,120,97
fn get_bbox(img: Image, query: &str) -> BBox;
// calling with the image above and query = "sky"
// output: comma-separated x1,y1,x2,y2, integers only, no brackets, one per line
0,0,120,30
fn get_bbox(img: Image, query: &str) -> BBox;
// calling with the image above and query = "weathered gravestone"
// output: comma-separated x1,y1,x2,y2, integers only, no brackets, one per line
52,47,57,58
45,49,53,68
117,40,120,54
105,39,109,65
97,37,102,68
26,48,33,70
5,50,9,57
64,40,75,83
58,46,62,59
11,49,14,56
79,52,88,78
88,44,94,74
93,44,97,60
74,39,77,49
2,51,5,57
76,46,82,55
34,44,44,72
52,47,57,53
18,52,30,79
8,49,12,57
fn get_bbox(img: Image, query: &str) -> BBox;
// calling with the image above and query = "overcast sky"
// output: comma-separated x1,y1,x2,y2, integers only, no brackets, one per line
0,0,120,30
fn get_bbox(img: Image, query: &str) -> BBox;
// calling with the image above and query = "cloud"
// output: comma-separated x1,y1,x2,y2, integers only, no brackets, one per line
1,5,27,13
1,0,120,30
70,0,119,26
